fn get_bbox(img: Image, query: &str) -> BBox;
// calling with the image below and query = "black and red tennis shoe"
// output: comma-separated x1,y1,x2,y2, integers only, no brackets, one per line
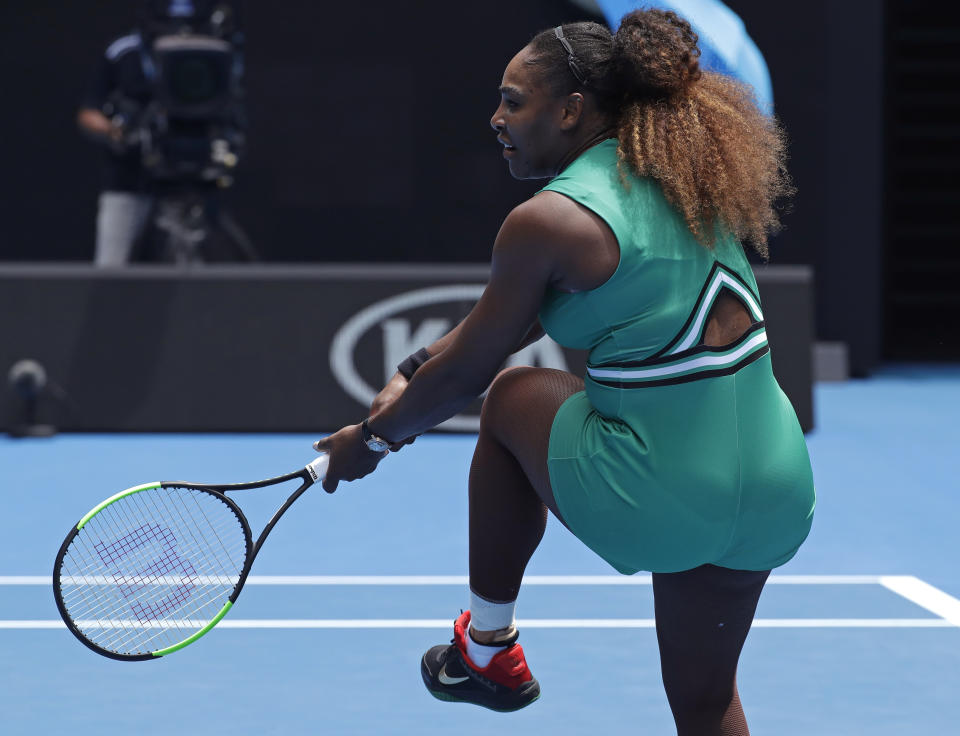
421,610,540,712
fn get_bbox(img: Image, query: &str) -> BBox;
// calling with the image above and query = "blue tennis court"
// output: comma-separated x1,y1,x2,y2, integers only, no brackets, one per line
3,366,959,735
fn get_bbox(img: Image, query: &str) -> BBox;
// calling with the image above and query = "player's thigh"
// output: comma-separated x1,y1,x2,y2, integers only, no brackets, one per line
652,565,770,689
480,366,584,518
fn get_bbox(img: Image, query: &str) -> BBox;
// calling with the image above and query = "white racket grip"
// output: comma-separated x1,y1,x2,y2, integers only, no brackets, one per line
305,452,330,484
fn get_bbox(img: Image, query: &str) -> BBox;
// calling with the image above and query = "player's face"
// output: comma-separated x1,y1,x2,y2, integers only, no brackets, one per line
490,47,569,180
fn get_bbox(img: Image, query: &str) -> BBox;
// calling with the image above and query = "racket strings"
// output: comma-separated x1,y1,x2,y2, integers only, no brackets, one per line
62,494,242,600
113,488,244,652
85,490,244,645
65,492,245,653
63,508,231,651
65,517,242,646
58,487,249,656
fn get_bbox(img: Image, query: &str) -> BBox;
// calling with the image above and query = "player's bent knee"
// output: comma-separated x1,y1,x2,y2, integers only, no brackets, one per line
485,366,577,406
479,366,535,424
479,367,584,452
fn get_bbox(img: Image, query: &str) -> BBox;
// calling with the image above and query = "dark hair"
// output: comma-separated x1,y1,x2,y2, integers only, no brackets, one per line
526,12,700,109
526,21,623,115
525,10,792,258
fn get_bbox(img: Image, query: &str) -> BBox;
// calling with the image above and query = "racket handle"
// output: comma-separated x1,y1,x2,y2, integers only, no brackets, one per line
305,452,330,489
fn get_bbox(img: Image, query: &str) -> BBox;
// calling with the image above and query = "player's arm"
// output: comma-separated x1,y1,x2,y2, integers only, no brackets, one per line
369,264,546,421
385,299,545,383
432,316,545,357
366,200,561,443
514,319,547,352
371,318,545,412
421,316,545,360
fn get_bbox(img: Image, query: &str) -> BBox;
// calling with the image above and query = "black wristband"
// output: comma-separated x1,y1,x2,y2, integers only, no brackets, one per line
397,347,431,380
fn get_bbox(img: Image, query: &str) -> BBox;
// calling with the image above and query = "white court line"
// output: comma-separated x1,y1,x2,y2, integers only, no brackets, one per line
880,576,960,627
13,575,960,629
0,618,954,630
2,574,889,586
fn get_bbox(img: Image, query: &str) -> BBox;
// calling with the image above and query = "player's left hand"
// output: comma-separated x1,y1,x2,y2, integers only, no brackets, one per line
370,372,419,451
312,424,387,493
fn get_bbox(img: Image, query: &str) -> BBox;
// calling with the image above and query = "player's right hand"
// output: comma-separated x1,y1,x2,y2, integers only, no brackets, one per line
313,424,387,494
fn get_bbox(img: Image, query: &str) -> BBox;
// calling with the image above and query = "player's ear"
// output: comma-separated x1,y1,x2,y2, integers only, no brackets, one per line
558,93,584,131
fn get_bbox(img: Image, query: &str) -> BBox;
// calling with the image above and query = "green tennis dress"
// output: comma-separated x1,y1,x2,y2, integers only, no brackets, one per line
540,139,815,574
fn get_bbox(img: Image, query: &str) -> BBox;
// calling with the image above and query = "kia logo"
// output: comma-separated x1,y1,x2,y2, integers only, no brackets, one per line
329,285,569,431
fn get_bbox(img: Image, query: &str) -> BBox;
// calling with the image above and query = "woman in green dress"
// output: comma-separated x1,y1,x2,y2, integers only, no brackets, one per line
316,9,814,733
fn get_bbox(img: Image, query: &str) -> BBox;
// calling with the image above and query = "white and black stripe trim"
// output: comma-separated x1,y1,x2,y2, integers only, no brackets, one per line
594,321,766,369
668,269,763,355
587,322,769,388
589,345,770,389
649,263,763,361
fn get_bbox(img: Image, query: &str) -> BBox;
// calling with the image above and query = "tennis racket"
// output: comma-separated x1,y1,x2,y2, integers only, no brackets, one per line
53,452,330,661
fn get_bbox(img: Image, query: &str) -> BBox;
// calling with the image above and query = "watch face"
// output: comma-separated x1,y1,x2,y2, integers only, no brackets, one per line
366,438,389,452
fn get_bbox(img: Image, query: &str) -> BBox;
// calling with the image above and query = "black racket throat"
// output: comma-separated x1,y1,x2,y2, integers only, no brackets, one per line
167,469,313,575
172,466,313,494
170,472,316,600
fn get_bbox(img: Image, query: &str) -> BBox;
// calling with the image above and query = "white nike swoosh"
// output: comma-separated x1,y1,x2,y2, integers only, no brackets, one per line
438,664,469,685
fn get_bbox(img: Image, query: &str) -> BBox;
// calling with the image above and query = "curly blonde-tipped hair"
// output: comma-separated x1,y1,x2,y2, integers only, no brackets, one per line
529,10,793,259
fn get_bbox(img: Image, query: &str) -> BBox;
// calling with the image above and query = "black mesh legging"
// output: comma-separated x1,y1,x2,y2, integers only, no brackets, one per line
653,564,770,736
467,366,770,734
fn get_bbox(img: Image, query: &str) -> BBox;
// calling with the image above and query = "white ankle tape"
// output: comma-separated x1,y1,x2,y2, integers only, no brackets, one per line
469,590,516,633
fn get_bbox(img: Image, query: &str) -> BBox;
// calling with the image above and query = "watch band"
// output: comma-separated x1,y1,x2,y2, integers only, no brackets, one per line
361,418,390,453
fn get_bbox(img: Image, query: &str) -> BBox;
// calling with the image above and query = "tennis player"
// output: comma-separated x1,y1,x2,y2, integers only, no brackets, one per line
314,9,815,733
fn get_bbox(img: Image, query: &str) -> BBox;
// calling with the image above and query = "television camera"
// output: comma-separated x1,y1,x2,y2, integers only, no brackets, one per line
106,1,255,262
128,0,246,186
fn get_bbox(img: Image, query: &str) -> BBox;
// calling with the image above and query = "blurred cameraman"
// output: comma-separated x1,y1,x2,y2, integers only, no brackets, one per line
77,0,245,266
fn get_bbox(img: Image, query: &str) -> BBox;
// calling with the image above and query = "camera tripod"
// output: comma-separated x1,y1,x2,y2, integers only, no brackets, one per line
146,188,256,265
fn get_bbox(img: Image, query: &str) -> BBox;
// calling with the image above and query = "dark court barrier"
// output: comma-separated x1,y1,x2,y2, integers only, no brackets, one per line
0,264,813,433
